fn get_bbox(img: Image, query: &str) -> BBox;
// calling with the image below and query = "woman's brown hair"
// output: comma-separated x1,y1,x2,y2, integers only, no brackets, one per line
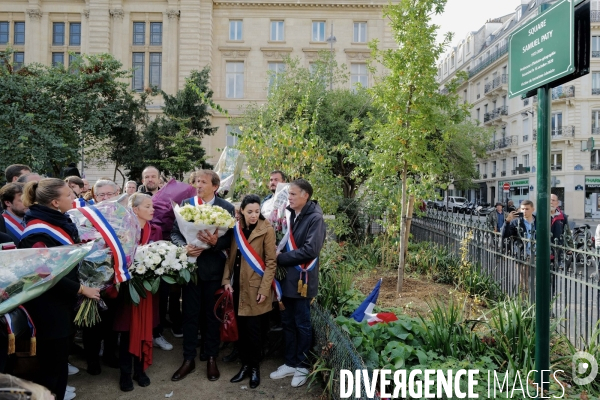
22,178,67,208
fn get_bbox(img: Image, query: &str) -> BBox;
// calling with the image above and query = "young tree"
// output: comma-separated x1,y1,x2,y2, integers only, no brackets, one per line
366,0,487,293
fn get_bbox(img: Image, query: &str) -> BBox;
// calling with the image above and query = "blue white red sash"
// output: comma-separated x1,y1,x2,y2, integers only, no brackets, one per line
2,213,24,241
233,222,282,302
22,219,75,245
88,199,95,205
78,205,130,283
5,306,36,355
73,198,87,208
188,196,202,206
285,213,317,297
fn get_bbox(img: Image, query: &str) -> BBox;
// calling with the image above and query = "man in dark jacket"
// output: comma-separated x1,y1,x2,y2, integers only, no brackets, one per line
269,179,325,388
170,170,235,383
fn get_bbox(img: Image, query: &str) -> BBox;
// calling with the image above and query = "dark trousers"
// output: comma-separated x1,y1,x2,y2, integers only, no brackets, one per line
83,302,118,365
233,290,261,367
281,297,312,368
169,284,183,330
118,332,143,375
182,279,221,360
33,337,70,400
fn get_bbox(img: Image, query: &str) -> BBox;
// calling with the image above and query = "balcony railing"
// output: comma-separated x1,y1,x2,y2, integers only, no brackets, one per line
592,10,600,22
593,127,600,135
593,88,600,95
591,163,600,171
593,50,600,58
482,174,488,179
484,74,508,95
552,126,575,138
468,44,509,78
523,98,530,106
491,172,496,178
501,171,506,176
484,106,509,123
523,134,529,142
552,85,575,100
533,130,537,141
512,167,531,175
487,135,518,151
551,165,562,171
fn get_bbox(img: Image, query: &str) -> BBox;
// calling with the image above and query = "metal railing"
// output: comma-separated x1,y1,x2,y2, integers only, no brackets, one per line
501,171,506,176
487,135,518,151
552,126,575,138
592,10,600,22
552,85,575,100
593,50,600,58
592,127,600,135
411,211,600,348
484,106,509,124
523,134,529,142
591,163,600,171
468,44,509,78
551,164,562,171
593,88,600,95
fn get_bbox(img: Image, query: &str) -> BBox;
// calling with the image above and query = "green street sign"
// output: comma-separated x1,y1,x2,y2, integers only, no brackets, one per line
508,0,574,98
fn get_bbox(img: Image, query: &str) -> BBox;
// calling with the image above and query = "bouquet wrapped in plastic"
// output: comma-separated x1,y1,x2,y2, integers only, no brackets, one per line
214,147,244,198
0,243,92,315
129,241,198,304
261,183,290,243
150,179,197,240
172,203,236,262
67,198,140,326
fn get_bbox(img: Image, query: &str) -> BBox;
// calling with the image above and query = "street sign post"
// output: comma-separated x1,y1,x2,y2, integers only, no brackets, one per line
508,0,574,99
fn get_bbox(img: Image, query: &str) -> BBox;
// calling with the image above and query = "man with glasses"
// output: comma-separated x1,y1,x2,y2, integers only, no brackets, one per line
93,180,120,202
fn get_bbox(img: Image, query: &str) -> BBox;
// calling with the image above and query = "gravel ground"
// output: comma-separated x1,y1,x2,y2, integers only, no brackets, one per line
67,331,320,400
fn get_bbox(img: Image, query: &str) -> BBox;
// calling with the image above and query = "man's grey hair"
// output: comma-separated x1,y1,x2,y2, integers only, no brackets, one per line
126,180,137,187
94,179,118,191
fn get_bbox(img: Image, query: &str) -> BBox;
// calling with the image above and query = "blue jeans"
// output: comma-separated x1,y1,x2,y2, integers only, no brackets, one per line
281,297,312,368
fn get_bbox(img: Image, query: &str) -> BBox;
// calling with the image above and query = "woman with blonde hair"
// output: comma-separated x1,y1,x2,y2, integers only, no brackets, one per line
19,178,100,400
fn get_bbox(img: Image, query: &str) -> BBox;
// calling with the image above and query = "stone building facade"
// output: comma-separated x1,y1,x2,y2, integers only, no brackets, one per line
0,0,393,183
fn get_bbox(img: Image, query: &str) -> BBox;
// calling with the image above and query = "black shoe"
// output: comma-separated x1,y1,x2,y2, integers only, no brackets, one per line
249,367,260,389
87,361,101,376
230,365,249,383
133,371,151,387
222,346,238,363
120,373,134,392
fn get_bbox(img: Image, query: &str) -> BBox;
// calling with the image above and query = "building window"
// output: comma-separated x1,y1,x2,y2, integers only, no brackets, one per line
226,61,244,98
132,52,145,91
350,63,368,90
592,149,600,169
476,108,480,122
226,125,241,148
52,52,64,67
150,22,162,45
353,22,366,43
551,112,562,136
593,36,600,58
69,52,80,65
70,23,81,46
593,110,600,134
512,157,518,170
13,52,24,70
270,21,284,41
551,153,562,171
522,154,529,167
149,53,161,88
523,118,531,141
593,72,600,95
14,22,25,45
229,20,242,41
133,22,145,45
312,21,325,42
502,159,506,173
0,22,8,45
53,22,65,46
492,161,497,174
268,62,285,92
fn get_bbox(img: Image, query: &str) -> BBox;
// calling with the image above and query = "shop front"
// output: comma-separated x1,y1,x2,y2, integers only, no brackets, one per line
585,176,600,218
498,179,529,205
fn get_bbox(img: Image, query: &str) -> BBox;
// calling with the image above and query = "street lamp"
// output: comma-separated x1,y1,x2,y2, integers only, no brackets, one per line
325,22,336,91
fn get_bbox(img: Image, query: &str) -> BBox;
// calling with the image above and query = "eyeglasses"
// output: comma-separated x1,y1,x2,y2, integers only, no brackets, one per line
96,192,116,199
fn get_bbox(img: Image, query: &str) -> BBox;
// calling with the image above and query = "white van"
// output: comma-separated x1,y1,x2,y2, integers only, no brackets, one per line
445,196,468,212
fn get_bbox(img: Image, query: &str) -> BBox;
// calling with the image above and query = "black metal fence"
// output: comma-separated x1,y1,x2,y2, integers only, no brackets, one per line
411,210,600,348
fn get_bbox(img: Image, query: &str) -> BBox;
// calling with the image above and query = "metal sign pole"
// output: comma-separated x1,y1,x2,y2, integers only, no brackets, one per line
535,82,551,394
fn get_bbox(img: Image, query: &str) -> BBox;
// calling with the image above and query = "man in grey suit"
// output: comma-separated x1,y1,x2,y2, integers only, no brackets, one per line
170,170,235,382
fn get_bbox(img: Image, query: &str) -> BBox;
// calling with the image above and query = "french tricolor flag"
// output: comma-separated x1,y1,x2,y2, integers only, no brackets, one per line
350,279,397,326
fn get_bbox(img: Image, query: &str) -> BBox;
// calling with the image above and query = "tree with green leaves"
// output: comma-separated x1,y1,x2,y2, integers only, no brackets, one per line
364,0,488,293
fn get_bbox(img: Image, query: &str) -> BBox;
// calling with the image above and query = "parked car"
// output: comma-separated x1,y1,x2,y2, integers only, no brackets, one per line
445,196,468,212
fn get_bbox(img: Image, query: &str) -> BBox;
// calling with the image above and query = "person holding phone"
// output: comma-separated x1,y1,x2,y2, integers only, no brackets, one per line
222,194,277,389
503,200,536,294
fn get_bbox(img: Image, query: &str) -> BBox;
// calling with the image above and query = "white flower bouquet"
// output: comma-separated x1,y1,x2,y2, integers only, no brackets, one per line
128,241,197,304
172,203,236,262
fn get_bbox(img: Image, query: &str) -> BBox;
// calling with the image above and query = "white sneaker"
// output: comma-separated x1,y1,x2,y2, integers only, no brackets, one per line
291,367,309,387
153,335,173,351
269,364,296,380
67,363,79,376
64,390,76,400
66,385,76,392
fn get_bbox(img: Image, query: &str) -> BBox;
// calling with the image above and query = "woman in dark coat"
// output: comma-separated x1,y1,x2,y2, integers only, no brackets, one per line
113,193,161,392
18,178,100,400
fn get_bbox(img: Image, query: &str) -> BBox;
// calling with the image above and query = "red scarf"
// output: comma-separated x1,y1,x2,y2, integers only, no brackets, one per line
129,222,154,370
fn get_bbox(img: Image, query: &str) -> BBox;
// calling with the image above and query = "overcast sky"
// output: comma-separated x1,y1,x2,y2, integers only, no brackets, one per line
431,0,522,48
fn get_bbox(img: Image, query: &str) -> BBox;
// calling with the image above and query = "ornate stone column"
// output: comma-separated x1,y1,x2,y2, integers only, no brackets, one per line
25,8,43,64
163,8,180,94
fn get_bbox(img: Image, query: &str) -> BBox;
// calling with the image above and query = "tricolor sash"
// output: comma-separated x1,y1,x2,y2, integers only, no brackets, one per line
5,306,37,355
72,198,87,208
188,196,203,206
233,222,282,303
88,199,95,205
78,205,130,283
285,213,317,297
2,213,24,241
21,219,75,245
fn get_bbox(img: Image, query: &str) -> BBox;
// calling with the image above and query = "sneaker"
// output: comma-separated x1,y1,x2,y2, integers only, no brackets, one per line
66,385,76,393
171,328,183,338
291,367,309,388
153,335,173,351
67,363,79,376
269,364,296,380
64,391,76,400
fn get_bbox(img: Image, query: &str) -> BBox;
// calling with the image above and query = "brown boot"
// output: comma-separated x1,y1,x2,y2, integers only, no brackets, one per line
171,360,195,381
207,356,220,381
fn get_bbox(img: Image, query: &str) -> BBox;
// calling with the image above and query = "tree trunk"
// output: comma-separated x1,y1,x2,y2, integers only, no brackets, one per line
397,163,409,294
403,195,415,261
